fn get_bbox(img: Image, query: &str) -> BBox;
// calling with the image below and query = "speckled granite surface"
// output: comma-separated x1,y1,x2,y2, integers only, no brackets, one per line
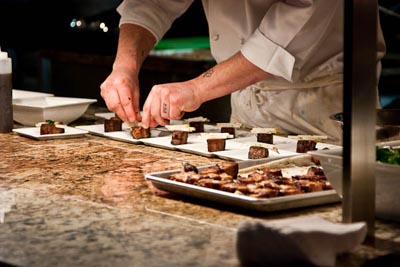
1,108,400,267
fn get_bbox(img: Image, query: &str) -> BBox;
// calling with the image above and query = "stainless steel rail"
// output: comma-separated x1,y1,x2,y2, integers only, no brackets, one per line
343,0,377,235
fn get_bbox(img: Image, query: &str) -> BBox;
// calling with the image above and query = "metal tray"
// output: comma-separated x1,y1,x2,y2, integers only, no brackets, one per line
145,156,341,212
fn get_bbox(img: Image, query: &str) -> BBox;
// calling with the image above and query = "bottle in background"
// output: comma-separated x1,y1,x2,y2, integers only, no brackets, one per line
0,49,13,133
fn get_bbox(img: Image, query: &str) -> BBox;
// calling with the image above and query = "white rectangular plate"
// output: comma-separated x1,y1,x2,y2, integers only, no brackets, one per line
74,124,130,137
104,129,170,144
13,126,88,140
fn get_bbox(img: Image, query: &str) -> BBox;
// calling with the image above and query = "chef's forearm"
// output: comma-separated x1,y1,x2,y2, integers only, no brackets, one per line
191,52,271,103
113,23,157,74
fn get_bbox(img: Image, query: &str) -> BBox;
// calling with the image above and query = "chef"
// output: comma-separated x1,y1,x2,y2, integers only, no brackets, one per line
100,0,386,143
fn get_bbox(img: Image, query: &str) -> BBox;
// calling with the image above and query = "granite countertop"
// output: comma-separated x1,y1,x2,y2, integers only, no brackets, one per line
1,106,400,267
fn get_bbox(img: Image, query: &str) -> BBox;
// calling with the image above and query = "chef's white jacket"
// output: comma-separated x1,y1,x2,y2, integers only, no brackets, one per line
117,0,386,143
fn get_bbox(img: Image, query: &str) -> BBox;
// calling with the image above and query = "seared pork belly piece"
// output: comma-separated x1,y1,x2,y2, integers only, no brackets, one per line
257,133,273,144
104,116,122,132
264,168,283,178
218,162,239,178
248,146,269,159
182,161,198,173
171,131,188,145
296,140,317,153
207,138,226,152
189,121,204,133
221,127,235,138
307,166,325,176
131,126,150,139
40,122,65,135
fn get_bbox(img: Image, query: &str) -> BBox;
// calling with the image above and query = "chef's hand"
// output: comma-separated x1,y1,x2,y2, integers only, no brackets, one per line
141,81,202,128
100,68,141,123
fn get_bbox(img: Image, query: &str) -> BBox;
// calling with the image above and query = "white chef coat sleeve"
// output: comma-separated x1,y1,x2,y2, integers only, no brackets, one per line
117,0,194,43
241,0,320,81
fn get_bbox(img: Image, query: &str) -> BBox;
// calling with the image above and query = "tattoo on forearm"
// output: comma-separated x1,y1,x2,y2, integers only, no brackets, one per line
141,50,145,57
203,68,214,78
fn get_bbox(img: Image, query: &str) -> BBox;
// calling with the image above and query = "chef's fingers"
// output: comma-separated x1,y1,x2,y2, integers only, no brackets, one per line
143,95,168,128
132,88,142,122
118,93,137,123
150,97,169,127
100,86,128,122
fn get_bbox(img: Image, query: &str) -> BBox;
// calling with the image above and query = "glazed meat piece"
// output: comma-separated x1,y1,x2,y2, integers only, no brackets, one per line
248,146,269,159
296,140,317,153
40,123,65,135
257,133,273,144
131,126,150,139
207,138,226,152
104,116,122,132
221,127,235,138
307,166,325,176
171,131,188,145
182,161,198,173
298,180,324,192
217,162,239,178
264,168,283,178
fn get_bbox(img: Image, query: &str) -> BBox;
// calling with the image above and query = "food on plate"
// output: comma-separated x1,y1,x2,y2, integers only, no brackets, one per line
38,120,65,135
189,121,204,133
221,127,235,138
171,130,189,145
168,160,333,198
288,135,328,153
248,145,269,159
296,140,317,153
257,133,273,144
251,128,280,144
131,125,151,139
104,116,122,132
184,116,209,133
207,138,226,152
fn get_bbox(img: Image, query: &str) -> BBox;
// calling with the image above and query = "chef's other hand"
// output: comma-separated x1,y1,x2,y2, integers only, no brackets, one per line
142,81,202,128
100,69,141,123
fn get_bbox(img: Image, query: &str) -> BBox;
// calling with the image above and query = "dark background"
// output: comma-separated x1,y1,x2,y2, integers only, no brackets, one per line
0,0,399,121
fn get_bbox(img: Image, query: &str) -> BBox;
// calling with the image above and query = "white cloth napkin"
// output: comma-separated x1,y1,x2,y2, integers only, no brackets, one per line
236,216,367,267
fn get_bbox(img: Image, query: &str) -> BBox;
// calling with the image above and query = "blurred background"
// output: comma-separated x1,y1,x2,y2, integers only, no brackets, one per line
0,0,399,122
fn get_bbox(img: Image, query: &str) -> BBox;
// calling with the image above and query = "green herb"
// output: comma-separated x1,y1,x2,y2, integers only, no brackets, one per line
45,120,55,125
376,147,400,166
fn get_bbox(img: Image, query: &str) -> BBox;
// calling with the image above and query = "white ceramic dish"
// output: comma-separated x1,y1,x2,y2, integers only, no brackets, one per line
12,89,54,102
309,140,400,222
13,96,97,126
12,126,88,140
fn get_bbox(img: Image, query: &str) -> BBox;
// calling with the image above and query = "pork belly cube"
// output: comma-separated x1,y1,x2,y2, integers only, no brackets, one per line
104,116,122,132
189,121,204,133
131,126,150,139
221,127,235,138
207,138,226,152
248,146,269,159
257,133,273,144
296,140,317,153
171,131,188,145
40,124,65,135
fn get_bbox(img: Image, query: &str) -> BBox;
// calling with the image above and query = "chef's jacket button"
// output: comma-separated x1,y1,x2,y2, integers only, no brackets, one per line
240,38,245,44
212,34,219,41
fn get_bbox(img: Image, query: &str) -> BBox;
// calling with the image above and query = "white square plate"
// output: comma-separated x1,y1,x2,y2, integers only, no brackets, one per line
104,129,170,144
74,124,130,137
12,126,88,140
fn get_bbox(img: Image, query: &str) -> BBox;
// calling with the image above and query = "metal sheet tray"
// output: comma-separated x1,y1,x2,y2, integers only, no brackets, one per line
145,156,341,212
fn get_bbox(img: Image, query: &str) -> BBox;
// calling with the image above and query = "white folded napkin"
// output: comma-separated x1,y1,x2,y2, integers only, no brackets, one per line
236,216,367,267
